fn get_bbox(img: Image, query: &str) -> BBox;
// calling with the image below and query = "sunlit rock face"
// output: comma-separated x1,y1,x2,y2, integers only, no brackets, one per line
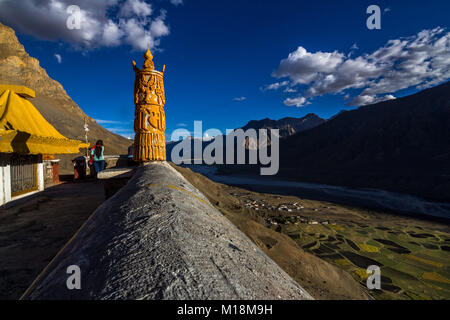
0,22,130,157
24,162,312,300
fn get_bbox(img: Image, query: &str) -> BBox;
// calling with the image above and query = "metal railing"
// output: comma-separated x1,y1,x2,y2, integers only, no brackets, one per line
11,163,38,197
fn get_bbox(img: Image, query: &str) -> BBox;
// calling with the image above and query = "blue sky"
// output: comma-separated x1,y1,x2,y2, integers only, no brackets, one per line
1,0,449,139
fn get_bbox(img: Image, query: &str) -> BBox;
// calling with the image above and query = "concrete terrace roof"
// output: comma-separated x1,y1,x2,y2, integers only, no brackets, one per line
0,84,86,155
22,162,313,300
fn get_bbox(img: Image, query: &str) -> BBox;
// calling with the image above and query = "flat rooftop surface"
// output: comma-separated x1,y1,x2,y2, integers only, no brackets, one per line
0,180,105,299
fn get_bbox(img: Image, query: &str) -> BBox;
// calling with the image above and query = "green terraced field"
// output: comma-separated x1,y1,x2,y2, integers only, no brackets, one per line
192,180,450,300
284,222,450,299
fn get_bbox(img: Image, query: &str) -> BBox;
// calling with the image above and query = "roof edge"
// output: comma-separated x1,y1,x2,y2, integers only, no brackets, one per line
0,85,36,99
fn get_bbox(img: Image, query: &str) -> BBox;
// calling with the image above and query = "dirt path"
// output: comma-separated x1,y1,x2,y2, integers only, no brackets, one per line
0,180,105,300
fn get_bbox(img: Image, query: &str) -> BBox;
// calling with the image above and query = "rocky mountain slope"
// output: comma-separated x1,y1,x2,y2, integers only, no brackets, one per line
241,113,325,138
238,113,325,150
0,22,130,159
280,81,450,201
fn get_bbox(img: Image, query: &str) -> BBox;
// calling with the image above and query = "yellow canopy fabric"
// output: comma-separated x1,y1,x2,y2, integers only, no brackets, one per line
0,85,87,155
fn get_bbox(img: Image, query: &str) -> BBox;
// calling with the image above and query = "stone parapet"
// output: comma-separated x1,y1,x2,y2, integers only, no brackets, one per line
23,162,312,300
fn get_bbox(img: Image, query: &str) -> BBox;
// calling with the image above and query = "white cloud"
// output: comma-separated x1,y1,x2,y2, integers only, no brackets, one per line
203,132,214,141
119,0,152,18
349,94,395,106
120,18,152,51
274,47,345,85
261,81,289,91
54,53,62,63
95,119,132,124
102,125,134,139
384,7,391,13
272,27,450,106
284,97,309,107
105,127,134,133
0,0,171,51
150,13,170,37
350,43,359,50
170,0,183,6
233,97,247,101
101,19,124,46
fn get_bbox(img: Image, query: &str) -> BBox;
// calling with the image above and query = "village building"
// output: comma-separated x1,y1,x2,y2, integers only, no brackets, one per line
0,84,85,205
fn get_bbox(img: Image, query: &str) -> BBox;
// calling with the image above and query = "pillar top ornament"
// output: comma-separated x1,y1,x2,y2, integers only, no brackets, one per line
132,49,165,75
143,49,155,70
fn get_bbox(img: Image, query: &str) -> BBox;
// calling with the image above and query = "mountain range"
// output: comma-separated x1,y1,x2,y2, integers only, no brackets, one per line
241,113,325,138
279,81,450,201
168,82,450,202
166,113,326,160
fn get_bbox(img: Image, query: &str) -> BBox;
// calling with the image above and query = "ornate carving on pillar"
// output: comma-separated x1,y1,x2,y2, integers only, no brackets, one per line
132,49,167,162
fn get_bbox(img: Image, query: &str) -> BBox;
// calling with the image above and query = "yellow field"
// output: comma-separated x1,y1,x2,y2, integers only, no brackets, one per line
330,224,344,231
355,268,369,280
422,272,450,284
359,244,379,253
335,259,352,266
405,255,443,268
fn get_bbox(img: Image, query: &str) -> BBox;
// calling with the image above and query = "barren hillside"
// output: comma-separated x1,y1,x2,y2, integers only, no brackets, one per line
0,22,130,164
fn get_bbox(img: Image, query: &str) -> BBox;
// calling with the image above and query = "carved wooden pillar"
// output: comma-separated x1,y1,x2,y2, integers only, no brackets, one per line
132,49,167,162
